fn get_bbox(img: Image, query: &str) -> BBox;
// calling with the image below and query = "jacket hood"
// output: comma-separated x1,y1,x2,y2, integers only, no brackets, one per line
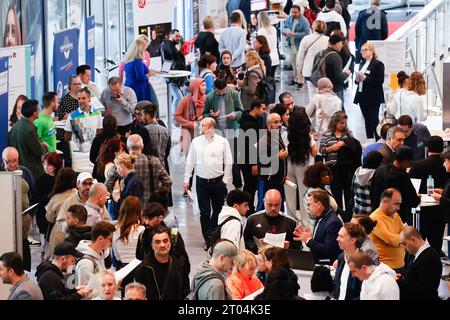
239,110,258,124
218,206,244,225
369,263,396,281
35,260,62,281
68,226,92,239
354,167,376,186
75,240,104,262
194,261,225,285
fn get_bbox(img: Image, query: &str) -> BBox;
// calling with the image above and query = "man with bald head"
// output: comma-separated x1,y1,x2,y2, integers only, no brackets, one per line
184,118,233,245
257,113,288,206
244,189,301,253
84,183,110,226
1,146,37,271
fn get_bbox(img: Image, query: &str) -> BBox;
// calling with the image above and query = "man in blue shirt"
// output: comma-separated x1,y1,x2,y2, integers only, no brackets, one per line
219,12,247,69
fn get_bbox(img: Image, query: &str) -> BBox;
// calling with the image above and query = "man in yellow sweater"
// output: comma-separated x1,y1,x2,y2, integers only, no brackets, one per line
370,188,405,274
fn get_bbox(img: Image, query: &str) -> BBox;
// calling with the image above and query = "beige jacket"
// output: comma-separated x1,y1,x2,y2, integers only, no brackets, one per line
46,189,78,255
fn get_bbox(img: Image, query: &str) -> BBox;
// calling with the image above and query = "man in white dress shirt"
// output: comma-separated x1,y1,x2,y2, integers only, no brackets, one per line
184,118,233,244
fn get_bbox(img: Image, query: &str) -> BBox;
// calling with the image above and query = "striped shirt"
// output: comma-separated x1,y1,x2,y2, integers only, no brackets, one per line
320,130,352,166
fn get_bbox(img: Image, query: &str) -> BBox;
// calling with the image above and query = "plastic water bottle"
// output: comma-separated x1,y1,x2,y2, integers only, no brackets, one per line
427,175,434,196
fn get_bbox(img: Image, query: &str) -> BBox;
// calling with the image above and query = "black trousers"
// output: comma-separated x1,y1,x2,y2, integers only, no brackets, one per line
240,165,258,216
196,177,227,242
419,206,445,254
330,165,353,222
359,101,381,140
22,239,31,271
117,124,132,137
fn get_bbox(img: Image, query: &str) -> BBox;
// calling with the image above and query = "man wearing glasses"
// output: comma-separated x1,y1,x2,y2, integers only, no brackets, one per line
74,221,115,293
52,172,96,247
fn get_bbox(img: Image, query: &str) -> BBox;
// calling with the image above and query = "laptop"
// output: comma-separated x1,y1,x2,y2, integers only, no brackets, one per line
160,60,173,73
287,249,315,271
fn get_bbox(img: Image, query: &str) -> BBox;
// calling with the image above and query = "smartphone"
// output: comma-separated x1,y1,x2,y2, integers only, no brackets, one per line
238,72,245,81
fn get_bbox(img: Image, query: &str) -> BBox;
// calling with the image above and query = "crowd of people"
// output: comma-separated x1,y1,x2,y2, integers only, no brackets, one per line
0,0,449,302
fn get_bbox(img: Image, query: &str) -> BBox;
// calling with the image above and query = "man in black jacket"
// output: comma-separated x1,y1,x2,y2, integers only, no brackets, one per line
134,225,189,300
371,146,421,223
244,189,302,254
397,226,442,300
237,99,267,215
409,136,449,254
64,204,92,246
35,242,92,300
313,34,352,106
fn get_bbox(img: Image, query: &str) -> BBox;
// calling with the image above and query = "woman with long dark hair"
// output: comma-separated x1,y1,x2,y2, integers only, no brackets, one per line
35,152,63,260
46,168,78,257
283,109,317,226
90,115,121,182
253,35,272,76
215,50,237,89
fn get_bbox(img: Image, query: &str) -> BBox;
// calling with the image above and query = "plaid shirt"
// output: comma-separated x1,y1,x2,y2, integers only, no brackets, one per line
351,172,373,215
105,153,172,205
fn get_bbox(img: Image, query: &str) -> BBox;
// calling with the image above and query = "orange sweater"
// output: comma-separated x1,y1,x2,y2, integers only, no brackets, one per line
369,208,405,269
225,271,264,300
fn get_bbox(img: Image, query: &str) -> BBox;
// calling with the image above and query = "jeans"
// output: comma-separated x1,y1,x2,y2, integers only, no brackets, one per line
196,177,227,242
169,82,183,117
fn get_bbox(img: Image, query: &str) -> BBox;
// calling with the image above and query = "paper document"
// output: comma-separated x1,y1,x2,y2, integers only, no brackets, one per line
421,194,437,203
411,179,421,194
443,236,450,241
253,236,264,250
22,203,39,214
216,113,234,120
243,287,264,300
343,58,351,72
263,232,286,248
115,258,141,282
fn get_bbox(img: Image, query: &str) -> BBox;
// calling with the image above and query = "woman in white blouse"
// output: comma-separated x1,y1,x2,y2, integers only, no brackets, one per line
389,71,427,123
296,20,329,102
257,11,279,77
113,196,145,266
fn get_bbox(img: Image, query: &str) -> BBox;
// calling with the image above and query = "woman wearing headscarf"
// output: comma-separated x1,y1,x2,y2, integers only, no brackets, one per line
306,77,342,145
174,78,206,156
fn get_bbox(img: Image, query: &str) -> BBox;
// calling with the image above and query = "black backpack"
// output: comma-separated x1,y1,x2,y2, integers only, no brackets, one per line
205,216,242,250
310,50,339,87
249,70,276,104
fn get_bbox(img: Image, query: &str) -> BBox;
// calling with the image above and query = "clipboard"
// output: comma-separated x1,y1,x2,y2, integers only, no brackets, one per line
22,203,39,214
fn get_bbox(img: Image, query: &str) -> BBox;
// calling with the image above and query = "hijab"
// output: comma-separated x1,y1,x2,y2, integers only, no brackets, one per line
317,77,335,95
189,78,206,108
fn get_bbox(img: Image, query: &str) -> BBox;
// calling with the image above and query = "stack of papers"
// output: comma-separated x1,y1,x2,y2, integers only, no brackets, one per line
421,194,437,203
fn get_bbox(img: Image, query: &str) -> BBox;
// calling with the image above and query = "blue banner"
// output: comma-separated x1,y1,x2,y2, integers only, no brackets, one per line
0,57,9,151
85,16,95,82
53,28,80,99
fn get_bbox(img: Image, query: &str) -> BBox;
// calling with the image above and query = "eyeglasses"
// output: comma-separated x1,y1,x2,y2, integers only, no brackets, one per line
4,159,18,164
82,181,94,187
361,48,371,52
105,236,113,242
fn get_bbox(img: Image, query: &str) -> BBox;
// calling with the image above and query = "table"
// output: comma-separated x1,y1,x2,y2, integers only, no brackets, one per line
155,71,192,132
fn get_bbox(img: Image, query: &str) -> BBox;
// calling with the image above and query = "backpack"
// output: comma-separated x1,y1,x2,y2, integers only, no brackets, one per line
310,50,338,87
96,138,110,179
185,274,226,300
75,254,99,274
248,70,276,104
205,216,243,250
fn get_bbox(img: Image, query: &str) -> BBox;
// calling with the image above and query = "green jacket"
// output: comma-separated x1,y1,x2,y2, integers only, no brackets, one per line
11,117,47,179
203,88,243,130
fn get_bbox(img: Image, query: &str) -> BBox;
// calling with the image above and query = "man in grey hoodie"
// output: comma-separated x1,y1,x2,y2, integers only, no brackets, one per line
75,221,115,289
351,151,383,215
193,240,238,300
218,190,250,252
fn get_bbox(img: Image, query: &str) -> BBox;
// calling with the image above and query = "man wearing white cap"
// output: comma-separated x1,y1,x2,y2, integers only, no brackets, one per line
50,172,95,253
193,239,237,300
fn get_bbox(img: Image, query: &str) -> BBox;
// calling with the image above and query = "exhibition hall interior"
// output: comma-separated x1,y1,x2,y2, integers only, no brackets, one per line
0,0,449,302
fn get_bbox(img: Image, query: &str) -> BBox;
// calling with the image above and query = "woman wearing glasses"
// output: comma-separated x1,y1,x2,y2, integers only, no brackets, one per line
353,42,385,141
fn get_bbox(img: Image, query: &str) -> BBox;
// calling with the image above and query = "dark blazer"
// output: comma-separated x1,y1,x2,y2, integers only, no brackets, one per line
409,154,449,193
355,7,388,62
333,253,362,300
307,207,342,264
378,143,395,165
112,172,144,216
397,246,442,300
354,58,385,105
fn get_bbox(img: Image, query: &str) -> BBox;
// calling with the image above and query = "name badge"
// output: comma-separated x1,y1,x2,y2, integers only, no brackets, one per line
365,70,371,75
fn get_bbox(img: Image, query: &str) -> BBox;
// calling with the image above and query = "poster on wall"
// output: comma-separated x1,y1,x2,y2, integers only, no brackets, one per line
132,0,176,121
1,0,22,48
0,45,32,126
53,27,80,99
85,15,95,81
0,56,9,150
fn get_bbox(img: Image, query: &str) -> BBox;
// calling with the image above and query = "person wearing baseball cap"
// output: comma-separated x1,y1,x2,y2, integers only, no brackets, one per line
35,241,92,300
193,240,238,300
51,172,95,254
